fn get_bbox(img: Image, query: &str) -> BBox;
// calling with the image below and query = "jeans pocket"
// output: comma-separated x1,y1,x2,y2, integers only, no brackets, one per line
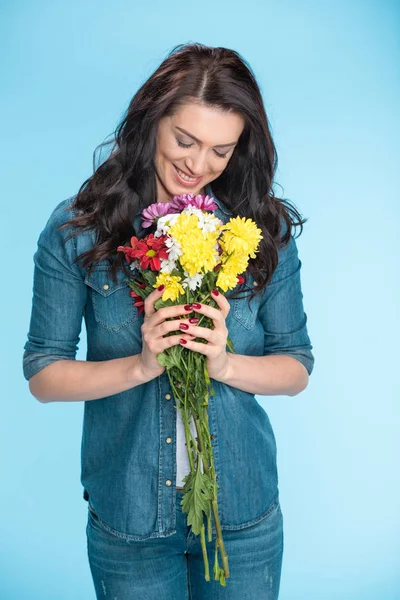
84,266,138,332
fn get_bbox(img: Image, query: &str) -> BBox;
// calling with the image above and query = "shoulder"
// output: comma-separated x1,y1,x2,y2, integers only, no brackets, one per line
41,196,77,232
36,196,82,266
276,216,298,262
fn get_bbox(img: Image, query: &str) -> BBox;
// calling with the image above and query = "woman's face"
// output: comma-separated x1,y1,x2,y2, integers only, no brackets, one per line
154,101,245,203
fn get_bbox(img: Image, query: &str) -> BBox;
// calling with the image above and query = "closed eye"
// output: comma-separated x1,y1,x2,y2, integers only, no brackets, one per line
176,139,228,159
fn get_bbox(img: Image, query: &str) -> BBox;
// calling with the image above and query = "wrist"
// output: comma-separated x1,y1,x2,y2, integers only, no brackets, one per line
127,354,149,387
217,352,235,385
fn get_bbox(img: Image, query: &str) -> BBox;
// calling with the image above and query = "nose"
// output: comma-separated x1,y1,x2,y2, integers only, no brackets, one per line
184,150,208,177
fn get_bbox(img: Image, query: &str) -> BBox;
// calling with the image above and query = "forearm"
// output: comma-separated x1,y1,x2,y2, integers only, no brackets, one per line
28,355,147,403
218,353,309,396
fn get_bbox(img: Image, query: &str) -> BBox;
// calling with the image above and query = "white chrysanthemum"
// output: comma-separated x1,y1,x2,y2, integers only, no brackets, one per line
129,259,140,271
165,236,182,261
197,213,223,234
160,258,177,273
154,213,180,237
181,271,204,291
182,205,204,219
181,205,222,235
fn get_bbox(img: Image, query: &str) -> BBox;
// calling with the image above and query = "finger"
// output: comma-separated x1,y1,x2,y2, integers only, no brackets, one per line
178,336,213,357
145,316,199,342
148,303,194,327
159,332,194,352
210,289,231,319
143,284,166,319
177,322,222,345
190,300,226,327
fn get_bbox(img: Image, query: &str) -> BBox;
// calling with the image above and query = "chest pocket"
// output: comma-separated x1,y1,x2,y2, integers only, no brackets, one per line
231,275,262,330
84,266,139,332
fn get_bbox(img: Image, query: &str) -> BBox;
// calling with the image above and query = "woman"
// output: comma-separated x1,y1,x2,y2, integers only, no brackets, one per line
23,43,314,599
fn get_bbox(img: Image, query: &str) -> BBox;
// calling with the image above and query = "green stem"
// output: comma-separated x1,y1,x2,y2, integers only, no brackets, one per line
193,412,230,580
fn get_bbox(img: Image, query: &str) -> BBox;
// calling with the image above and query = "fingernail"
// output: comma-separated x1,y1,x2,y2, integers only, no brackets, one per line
189,318,199,324
180,338,187,344
192,302,201,309
179,323,189,330
184,304,193,311
211,289,219,296
158,284,165,291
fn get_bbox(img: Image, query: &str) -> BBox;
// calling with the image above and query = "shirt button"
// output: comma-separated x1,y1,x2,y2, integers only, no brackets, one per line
103,284,109,290
165,393,171,400
165,479,172,486
166,437,172,444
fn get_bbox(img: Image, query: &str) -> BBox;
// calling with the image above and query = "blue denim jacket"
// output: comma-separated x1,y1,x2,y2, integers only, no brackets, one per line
22,183,314,540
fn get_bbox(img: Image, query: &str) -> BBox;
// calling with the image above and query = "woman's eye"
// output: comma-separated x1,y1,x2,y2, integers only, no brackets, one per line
177,140,193,149
176,139,227,159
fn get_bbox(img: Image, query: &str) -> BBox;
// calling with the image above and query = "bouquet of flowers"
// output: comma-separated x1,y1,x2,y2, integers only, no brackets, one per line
117,193,262,585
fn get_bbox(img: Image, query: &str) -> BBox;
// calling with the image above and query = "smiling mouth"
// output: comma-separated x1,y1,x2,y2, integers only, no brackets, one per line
173,164,203,182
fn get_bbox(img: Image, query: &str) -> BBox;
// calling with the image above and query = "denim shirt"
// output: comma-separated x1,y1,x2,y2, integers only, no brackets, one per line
22,183,314,540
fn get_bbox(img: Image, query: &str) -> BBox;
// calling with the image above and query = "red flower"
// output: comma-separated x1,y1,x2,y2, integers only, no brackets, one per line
117,234,169,271
237,275,245,285
129,289,145,315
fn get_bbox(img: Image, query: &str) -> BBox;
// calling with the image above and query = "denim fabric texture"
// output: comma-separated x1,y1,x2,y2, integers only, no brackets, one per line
22,182,314,539
86,488,284,599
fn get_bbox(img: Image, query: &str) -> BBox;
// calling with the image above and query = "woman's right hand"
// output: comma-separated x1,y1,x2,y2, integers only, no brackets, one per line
134,285,196,384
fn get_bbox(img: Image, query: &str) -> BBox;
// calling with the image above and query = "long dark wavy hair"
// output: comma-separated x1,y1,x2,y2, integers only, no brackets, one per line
59,42,307,302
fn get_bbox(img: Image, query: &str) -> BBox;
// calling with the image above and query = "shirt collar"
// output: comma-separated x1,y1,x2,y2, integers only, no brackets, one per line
205,183,231,216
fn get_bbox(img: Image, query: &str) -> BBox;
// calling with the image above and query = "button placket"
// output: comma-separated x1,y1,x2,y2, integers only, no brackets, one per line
158,376,177,532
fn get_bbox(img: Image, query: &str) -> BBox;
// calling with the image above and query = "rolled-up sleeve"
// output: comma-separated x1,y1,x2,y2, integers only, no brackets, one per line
258,232,315,376
22,199,87,381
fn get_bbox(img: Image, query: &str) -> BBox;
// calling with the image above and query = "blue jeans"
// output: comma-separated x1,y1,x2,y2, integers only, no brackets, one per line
86,489,284,599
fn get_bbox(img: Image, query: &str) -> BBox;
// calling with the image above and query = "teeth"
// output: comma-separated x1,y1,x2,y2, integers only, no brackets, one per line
176,166,199,182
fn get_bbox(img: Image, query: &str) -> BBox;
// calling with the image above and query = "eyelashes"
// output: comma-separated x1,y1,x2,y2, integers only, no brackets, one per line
176,139,228,159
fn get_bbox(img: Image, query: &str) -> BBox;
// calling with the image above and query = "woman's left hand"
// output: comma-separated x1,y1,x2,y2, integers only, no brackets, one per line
178,289,231,382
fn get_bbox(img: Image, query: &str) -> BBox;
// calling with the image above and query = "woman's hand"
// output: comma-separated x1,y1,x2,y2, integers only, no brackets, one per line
177,289,231,382
135,285,195,383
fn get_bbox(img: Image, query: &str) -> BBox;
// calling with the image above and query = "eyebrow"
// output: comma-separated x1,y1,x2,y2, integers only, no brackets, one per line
175,126,237,148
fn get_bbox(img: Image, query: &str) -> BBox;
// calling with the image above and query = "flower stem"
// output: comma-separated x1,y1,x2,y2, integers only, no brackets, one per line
193,414,230,580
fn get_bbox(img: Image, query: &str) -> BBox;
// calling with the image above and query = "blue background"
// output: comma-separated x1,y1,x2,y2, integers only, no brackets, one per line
2,0,399,597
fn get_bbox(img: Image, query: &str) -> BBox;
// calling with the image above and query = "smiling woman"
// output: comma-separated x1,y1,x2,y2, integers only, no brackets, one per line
154,103,244,199
23,42,314,600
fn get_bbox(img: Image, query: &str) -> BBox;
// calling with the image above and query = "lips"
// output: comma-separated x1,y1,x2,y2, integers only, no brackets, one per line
173,164,203,187
175,165,202,179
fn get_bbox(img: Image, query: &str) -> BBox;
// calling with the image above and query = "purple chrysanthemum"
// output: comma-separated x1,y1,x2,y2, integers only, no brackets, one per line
141,201,173,228
169,194,218,212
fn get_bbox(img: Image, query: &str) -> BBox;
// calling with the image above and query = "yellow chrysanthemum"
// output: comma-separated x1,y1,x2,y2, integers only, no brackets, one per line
216,254,249,292
221,252,249,276
220,216,263,259
169,213,220,277
216,268,241,292
153,272,185,302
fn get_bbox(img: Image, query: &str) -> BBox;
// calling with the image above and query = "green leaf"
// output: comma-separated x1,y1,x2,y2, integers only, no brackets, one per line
157,347,182,369
154,296,176,310
181,465,213,536
204,362,211,385
141,270,157,286
226,337,236,353
127,280,148,300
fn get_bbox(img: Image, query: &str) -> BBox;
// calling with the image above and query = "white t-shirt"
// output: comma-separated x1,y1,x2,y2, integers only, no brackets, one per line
176,409,204,487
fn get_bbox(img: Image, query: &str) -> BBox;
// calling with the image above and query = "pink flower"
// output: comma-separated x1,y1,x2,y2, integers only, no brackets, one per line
169,194,218,212
141,202,173,228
